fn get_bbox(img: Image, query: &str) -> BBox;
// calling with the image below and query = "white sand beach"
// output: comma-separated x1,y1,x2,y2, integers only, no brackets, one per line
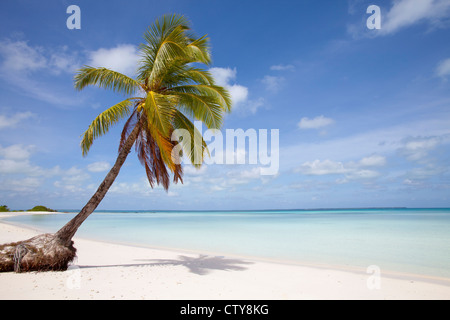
0,212,449,300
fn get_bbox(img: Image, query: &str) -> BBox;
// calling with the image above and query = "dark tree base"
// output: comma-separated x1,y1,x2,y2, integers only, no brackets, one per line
0,233,76,273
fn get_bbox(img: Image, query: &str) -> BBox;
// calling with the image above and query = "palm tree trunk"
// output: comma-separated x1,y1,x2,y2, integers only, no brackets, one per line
56,123,141,247
0,123,141,273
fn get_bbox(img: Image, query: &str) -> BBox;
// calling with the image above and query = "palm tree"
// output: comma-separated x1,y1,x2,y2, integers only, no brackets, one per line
0,14,231,272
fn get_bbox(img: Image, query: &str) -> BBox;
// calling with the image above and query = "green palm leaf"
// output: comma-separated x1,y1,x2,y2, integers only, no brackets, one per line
170,89,226,129
186,35,211,65
80,98,135,156
172,110,209,167
170,84,232,112
142,91,178,137
138,15,191,86
74,66,141,96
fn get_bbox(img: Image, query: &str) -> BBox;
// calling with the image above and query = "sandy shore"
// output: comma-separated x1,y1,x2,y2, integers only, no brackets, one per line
0,213,449,300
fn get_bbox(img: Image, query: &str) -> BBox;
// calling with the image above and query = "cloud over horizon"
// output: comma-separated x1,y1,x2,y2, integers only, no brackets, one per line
298,115,335,130
436,58,450,78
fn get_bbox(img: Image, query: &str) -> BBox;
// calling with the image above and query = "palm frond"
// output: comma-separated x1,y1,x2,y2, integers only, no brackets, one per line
137,114,182,188
170,84,232,112
181,67,215,85
119,107,140,154
186,35,211,65
172,110,208,167
74,66,141,96
135,125,171,190
80,99,134,156
169,91,224,129
74,14,231,193
160,66,215,89
138,15,191,85
142,91,177,136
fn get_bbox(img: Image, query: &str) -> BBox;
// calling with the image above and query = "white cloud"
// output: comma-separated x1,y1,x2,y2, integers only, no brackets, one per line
404,164,446,180
183,165,207,176
0,144,43,176
87,161,111,172
436,58,450,78
109,179,153,196
88,44,139,76
0,39,79,74
0,159,41,175
298,115,335,130
347,0,450,38
209,67,249,106
53,166,91,193
236,167,264,180
246,98,265,114
284,115,450,170
398,136,444,161
210,185,225,191
403,178,423,186
270,64,295,71
0,144,107,200
227,84,249,105
381,0,450,35
296,159,347,175
182,165,277,192
209,67,265,115
261,75,284,93
48,47,80,75
224,167,275,187
404,137,440,151
0,144,35,160
0,112,34,129
0,177,42,193
0,39,81,106
0,39,46,72
209,67,236,86
290,122,450,190
345,169,380,180
0,144,90,194
358,155,387,167
295,155,386,181
0,151,57,177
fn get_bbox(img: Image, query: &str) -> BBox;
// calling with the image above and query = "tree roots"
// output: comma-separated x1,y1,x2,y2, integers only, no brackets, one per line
0,233,76,273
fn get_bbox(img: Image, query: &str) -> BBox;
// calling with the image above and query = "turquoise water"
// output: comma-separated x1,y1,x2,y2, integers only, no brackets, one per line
5,208,450,278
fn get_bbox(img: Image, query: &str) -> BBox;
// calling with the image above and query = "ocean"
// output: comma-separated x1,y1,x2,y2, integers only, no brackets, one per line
5,208,450,279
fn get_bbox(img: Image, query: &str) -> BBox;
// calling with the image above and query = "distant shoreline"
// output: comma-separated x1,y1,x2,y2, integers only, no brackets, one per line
40,207,448,213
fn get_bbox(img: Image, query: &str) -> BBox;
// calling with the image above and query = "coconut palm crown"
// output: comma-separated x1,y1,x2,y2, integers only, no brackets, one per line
75,14,231,190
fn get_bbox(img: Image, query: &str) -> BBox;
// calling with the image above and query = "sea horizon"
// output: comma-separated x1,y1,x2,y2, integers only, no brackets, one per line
53,206,447,213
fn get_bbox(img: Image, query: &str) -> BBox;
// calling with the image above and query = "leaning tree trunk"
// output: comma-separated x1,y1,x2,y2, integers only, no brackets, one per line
0,124,141,273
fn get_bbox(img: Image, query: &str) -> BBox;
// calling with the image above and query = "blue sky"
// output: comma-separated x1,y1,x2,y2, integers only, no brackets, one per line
1,0,450,210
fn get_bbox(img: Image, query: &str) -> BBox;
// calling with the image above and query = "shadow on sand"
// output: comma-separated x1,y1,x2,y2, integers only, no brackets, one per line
78,254,253,275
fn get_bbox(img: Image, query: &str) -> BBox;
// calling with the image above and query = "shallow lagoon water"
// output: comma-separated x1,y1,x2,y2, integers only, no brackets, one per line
6,208,450,278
